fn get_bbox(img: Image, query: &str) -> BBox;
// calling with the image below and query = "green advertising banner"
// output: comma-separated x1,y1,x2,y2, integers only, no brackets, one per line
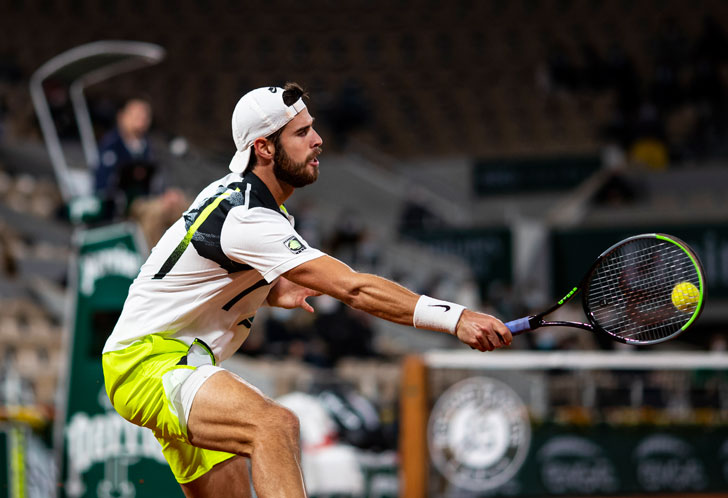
473,156,601,195
430,425,728,497
59,223,181,498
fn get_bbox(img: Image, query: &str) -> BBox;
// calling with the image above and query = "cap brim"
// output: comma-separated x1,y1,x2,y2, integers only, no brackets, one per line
229,148,252,174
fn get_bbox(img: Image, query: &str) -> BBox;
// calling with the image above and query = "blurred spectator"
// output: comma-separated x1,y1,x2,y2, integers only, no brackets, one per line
93,97,157,217
93,97,186,245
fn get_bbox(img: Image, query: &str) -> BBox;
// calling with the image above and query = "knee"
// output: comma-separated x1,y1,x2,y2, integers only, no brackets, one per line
258,403,300,448
272,405,301,442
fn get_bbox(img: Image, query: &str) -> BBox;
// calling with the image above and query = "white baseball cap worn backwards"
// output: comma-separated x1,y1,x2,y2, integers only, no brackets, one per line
229,86,307,174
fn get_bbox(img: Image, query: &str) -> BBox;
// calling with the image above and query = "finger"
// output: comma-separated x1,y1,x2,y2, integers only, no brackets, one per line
300,297,315,313
486,329,503,350
487,325,508,348
477,331,493,352
496,323,513,345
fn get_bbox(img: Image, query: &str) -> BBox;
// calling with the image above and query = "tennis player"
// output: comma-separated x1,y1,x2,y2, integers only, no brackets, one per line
102,82,512,497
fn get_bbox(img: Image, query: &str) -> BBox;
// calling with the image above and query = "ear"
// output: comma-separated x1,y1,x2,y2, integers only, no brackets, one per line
253,137,274,162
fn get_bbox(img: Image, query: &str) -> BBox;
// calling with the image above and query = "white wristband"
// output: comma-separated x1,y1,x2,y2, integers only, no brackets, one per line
413,295,466,334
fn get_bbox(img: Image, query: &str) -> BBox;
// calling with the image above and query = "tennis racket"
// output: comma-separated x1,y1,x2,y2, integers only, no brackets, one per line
505,233,706,345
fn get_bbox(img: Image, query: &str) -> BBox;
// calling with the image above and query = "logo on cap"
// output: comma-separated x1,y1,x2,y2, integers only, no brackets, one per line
284,236,306,254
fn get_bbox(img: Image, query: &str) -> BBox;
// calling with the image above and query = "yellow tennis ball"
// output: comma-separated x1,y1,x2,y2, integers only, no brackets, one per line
671,282,700,313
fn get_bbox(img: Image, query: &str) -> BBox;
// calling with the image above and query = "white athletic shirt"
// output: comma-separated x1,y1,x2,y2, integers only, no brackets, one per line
103,171,324,362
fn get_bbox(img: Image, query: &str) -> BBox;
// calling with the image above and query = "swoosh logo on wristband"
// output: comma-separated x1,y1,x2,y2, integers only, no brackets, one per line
429,304,451,312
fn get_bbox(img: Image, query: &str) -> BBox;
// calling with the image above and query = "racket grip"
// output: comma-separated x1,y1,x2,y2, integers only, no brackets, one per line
505,317,532,335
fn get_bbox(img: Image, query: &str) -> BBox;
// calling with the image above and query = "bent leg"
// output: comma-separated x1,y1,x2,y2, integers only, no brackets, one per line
186,370,306,498
181,455,251,498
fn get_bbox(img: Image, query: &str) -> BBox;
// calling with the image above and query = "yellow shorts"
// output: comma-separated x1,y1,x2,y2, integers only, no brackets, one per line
102,334,235,483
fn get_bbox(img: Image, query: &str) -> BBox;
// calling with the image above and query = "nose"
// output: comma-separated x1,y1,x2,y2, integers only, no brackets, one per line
311,128,323,148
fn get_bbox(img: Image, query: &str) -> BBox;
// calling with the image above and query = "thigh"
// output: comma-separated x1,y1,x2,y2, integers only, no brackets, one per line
185,369,280,455
181,455,252,498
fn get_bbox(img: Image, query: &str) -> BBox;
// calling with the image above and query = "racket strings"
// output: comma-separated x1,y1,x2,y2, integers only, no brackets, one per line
586,239,700,344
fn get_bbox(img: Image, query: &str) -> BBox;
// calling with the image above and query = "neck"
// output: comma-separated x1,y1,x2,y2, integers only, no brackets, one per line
252,166,293,206
119,128,141,145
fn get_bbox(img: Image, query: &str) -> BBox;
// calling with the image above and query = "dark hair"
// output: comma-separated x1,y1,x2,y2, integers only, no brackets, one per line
247,82,307,171
281,81,306,106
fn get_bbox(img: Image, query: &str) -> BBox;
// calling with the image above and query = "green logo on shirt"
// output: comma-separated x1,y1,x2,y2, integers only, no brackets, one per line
284,236,305,254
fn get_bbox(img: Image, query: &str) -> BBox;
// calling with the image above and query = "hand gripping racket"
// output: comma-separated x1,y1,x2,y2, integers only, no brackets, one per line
505,233,706,345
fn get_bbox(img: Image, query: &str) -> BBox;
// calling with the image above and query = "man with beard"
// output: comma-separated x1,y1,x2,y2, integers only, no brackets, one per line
102,83,512,497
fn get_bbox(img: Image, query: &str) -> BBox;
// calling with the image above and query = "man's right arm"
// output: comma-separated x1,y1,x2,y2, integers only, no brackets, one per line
282,255,511,352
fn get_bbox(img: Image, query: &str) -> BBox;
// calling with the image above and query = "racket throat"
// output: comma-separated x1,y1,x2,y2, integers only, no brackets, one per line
540,320,594,332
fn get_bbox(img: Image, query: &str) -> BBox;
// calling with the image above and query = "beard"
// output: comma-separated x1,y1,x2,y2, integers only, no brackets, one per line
273,145,321,188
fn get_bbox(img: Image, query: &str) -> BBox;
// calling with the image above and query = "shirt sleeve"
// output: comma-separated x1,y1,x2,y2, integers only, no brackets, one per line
220,206,325,283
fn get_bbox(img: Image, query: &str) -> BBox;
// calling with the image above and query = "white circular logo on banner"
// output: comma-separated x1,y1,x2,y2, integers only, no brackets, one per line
428,377,531,491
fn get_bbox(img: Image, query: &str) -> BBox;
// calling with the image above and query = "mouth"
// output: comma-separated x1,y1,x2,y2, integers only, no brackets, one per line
308,148,322,167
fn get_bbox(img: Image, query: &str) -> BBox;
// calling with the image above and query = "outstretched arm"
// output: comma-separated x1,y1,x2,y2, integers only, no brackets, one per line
283,255,511,351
